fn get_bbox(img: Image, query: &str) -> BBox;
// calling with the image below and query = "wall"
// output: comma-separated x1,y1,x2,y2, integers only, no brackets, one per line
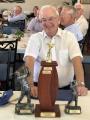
0,0,90,19
83,4,90,19
0,0,63,12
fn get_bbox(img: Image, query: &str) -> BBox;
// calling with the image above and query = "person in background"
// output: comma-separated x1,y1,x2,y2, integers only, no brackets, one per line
24,5,87,98
27,9,43,33
74,2,88,37
60,5,83,42
8,5,26,22
27,6,39,20
57,6,62,16
0,12,3,20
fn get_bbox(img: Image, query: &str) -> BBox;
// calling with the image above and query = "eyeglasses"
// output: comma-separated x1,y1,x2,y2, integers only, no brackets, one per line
40,16,57,22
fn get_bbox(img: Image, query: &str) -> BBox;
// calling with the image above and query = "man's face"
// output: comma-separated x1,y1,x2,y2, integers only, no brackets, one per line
75,8,82,18
14,7,21,16
39,8,60,37
33,7,39,17
60,9,73,27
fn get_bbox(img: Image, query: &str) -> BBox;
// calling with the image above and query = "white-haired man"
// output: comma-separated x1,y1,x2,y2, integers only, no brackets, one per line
8,5,26,22
60,5,83,42
74,3,88,37
24,5,87,97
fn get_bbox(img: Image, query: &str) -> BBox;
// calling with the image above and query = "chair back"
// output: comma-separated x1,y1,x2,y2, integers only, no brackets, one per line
78,39,85,53
0,40,18,90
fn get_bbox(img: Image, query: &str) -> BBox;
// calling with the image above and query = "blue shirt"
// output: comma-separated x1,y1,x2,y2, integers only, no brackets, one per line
27,17,43,32
65,23,83,42
8,13,26,22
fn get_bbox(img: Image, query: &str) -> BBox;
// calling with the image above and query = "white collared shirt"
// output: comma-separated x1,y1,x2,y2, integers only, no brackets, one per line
75,15,89,37
24,28,82,88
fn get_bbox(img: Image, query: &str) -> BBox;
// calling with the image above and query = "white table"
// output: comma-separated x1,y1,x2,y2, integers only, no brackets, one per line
17,31,32,54
0,91,90,120
17,37,28,54
0,32,31,54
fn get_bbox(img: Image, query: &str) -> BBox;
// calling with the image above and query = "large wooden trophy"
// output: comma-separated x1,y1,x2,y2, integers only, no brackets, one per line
35,43,61,117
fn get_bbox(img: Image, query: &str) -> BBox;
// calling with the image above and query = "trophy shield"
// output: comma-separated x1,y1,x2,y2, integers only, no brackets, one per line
35,43,61,117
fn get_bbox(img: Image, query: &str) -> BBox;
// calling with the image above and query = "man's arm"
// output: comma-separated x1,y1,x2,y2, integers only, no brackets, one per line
71,56,88,96
24,56,38,97
8,14,26,22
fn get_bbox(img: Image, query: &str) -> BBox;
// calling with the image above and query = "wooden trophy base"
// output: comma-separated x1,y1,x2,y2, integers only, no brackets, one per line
35,104,61,117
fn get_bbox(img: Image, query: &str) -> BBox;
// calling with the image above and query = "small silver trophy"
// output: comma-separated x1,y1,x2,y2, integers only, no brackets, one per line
15,67,34,115
46,42,55,62
65,81,81,114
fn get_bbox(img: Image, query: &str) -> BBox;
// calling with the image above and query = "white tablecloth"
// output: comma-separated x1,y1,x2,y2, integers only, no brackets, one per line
0,91,90,120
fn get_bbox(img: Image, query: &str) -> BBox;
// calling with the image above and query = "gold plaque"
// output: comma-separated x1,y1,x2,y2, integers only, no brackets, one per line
44,67,52,71
42,70,51,74
69,110,81,114
20,109,32,114
40,112,55,117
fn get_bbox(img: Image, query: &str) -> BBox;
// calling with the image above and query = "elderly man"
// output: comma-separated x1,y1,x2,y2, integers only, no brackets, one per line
28,6,39,19
74,3,88,37
60,5,83,42
24,5,87,97
27,9,43,33
8,5,26,22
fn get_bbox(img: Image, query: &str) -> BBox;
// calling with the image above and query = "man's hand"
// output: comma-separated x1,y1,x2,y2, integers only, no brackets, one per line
30,86,38,97
77,85,88,96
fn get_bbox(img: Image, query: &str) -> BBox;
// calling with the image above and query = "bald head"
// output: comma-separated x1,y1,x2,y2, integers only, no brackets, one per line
14,6,22,15
74,3,84,19
39,5,59,20
60,5,76,27
74,3,83,10
38,5,60,37
61,5,76,18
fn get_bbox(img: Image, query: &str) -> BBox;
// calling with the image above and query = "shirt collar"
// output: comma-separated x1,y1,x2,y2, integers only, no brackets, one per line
42,28,63,39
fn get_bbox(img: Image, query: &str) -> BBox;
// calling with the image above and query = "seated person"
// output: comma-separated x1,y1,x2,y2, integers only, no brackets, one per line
24,5,87,97
57,5,62,16
8,6,26,31
8,5,26,22
0,13,3,25
0,13,3,19
74,3,88,37
60,5,83,42
27,9,43,33
2,10,8,21
27,6,39,20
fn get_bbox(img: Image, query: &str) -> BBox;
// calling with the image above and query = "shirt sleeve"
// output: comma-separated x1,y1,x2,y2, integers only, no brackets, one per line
8,13,26,22
27,18,35,31
67,32,83,60
24,33,41,60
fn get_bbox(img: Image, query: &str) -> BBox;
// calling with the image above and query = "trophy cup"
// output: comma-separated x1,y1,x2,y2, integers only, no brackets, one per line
65,81,81,114
15,67,34,115
35,42,61,117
